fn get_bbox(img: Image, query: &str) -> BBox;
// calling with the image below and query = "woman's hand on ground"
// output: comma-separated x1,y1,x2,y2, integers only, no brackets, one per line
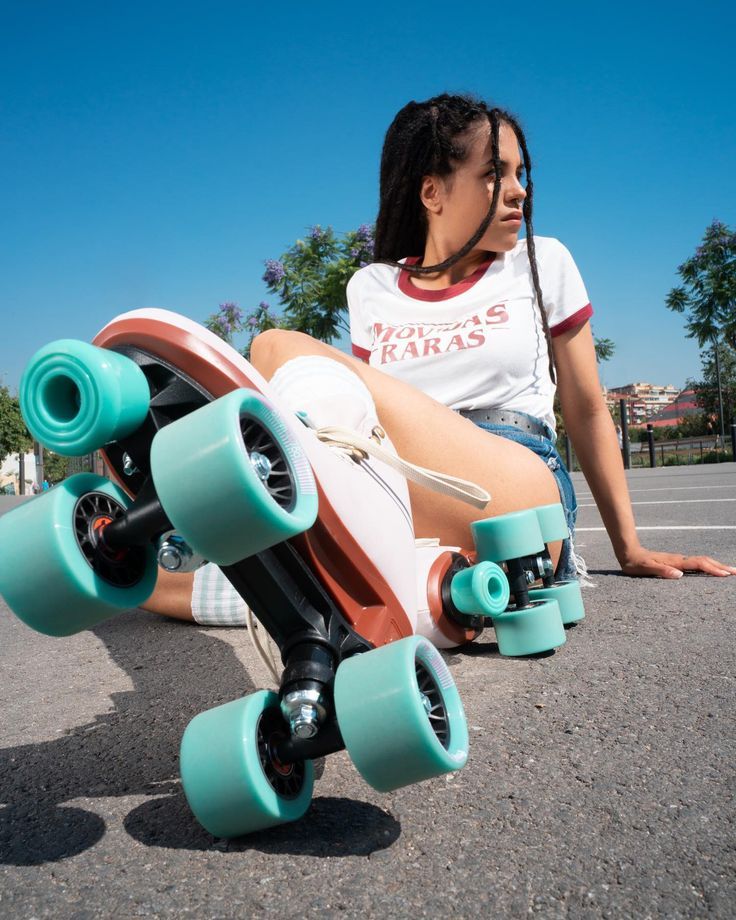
619,547,736,579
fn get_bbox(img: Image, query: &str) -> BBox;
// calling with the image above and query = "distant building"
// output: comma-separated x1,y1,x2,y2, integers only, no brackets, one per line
0,451,37,494
646,389,702,428
604,382,681,427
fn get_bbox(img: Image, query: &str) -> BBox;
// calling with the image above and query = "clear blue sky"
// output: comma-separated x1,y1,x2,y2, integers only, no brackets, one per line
2,0,734,393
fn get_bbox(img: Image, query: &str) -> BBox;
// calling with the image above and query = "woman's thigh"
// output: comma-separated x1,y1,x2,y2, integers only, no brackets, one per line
251,330,562,563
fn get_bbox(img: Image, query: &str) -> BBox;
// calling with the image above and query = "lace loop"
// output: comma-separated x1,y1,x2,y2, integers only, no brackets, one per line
315,425,490,510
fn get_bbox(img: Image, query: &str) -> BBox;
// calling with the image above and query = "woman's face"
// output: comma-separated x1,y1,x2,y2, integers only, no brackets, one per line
424,120,527,254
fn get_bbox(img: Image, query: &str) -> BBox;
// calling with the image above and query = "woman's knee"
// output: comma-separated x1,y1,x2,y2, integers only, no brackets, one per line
251,329,301,378
251,328,363,382
251,328,348,380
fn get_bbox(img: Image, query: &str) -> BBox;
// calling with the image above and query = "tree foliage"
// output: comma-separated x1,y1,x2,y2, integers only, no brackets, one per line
666,220,736,432
43,449,70,484
263,225,375,343
626,414,712,442
205,225,374,357
0,386,32,466
687,341,736,427
594,336,615,363
666,220,736,349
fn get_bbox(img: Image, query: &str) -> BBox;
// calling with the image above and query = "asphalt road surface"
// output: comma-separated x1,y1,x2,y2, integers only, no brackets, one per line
1,464,734,918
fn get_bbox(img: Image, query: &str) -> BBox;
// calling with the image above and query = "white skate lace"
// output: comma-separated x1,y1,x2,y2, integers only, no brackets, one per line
314,425,490,509
245,605,281,685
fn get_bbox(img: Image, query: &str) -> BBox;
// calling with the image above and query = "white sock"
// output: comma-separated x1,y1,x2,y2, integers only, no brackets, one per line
269,356,379,438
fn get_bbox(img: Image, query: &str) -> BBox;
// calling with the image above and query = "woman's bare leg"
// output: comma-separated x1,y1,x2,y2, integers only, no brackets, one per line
251,329,563,567
143,570,195,620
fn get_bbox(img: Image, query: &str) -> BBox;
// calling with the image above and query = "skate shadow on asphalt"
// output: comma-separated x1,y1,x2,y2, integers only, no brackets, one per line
0,611,397,865
447,640,557,660
441,636,501,661
124,792,400,856
448,641,500,658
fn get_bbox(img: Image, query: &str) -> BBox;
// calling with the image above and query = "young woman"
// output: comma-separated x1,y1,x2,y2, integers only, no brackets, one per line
145,93,734,622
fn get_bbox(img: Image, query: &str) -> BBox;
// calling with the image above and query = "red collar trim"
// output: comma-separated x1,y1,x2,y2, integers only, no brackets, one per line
398,254,496,302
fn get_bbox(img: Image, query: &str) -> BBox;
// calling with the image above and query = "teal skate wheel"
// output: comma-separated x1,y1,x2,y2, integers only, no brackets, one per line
450,561,510,617
535,503,569,543
492,598,566,657
0,473,157,636
19,340,150,455
150,389,318,565
334,636,468,792
180,690,314,838
529,580,585,625
472,508,545,563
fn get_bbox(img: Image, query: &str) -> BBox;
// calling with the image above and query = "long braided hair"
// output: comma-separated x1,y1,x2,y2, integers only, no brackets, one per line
374,93,556,383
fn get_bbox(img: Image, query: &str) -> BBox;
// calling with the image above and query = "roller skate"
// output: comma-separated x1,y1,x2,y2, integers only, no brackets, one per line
0,309,584,837
416,502,584,658
0,309,472,839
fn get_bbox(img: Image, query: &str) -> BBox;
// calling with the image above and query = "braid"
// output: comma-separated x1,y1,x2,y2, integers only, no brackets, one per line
502,112,556,384
374,92,556,384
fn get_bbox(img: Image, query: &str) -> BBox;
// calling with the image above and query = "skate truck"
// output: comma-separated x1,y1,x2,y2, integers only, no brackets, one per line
0,309,583,838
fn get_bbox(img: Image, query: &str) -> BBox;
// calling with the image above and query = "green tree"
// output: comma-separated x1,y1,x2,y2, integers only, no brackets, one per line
0,386,32,467
666,220,736,435
263,225,374,343
675,412,710,438
686,341,736,434
205,225,374,357
594,335,615,364
43,448,70,484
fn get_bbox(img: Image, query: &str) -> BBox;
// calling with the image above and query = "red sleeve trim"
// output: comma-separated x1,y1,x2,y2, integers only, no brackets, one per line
351,342,371,362
550,303,593,338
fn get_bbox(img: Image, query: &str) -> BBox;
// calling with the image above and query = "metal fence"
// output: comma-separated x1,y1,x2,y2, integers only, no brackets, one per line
627,436,733,468
563,431,735,472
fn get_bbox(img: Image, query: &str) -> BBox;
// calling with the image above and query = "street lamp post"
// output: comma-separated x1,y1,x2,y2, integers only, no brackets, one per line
34,440,44,489
713,336,726,443
619,398,631,470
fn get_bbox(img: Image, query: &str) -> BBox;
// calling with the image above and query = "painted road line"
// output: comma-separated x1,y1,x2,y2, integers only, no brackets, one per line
575,485,736,499
577,526,736,532
579,498,736,508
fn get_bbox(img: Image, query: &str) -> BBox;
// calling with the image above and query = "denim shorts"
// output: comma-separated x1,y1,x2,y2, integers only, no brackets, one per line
469,412,578,582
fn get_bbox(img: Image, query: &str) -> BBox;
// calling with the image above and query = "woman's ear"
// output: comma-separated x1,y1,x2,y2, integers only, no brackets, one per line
420,175,443,214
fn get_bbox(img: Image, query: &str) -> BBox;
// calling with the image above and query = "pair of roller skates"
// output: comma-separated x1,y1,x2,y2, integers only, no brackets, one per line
0,309,583,839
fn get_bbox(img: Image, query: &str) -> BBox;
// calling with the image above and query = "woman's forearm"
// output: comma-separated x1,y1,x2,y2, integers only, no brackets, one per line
565,406,642,563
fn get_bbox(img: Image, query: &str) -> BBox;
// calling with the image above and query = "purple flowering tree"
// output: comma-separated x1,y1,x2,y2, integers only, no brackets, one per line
259,224,375,344
204,301,244,346
205,225,375,357
666,220,736,437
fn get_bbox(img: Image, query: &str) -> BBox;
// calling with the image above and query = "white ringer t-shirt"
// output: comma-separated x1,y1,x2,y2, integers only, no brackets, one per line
347,236,592,433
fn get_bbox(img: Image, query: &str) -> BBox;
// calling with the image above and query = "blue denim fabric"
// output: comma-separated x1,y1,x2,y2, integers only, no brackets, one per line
470,412,578,581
